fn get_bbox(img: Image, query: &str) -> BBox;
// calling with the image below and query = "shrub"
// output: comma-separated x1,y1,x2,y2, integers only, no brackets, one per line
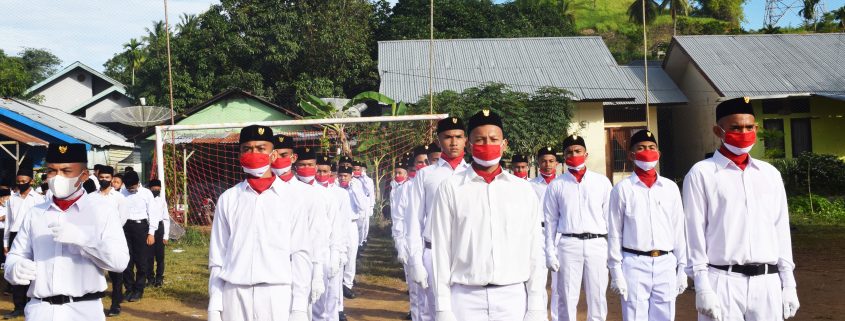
789,195,845,226
774,153,845,196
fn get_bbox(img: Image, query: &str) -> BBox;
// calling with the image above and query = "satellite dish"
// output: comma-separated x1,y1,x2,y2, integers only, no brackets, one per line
111,105,171,128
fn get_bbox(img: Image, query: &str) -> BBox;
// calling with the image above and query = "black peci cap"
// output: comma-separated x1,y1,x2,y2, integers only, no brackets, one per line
562,134,586,150
413,145,430,157
100,166,115,175
537,146,556,159
338,165,354,174
629,129,657,148
0,188,10,197
148,179,162,187
436,117,465,134
427,142,441,153
716,97,755,121
511,154,529,164
273,134,295,150
339,155,353,164
466,109,503,134
239,125,274,145
295,147,316,160
46,143,87,163
317,155,333,166
123,170,140,187
16,167,33,178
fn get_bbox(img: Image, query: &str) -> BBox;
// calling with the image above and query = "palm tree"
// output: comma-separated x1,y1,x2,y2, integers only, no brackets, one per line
761,24,782,34
123,38,146,86
833,6,845,31
798,0,821,31
628,0,660,25
660,0,689,35
177,13,199,35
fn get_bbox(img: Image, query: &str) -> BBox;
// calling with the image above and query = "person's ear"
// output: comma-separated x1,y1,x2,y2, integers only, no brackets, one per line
501,139,508,153
712,125,724,139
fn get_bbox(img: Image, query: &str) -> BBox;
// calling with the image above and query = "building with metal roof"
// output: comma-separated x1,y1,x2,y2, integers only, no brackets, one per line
662,33,845,178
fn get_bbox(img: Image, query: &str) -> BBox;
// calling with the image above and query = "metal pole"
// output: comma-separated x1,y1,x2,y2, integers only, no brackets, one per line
155,126,167,205
642,0,651,130
183,146,189,227
163,0,179,220
429,0,435,137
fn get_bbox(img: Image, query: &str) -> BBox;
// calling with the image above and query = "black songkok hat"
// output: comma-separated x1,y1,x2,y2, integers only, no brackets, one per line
562,134,586,150
436,117,465,134
16,167,33,178
317,155,333,166
536,146,556,159
427,142,441,153
100,166,115,175
239,125,274,145
395,161,406,169
295,147,316,160
148,179,162,187
338,165,354,174
123,170,140,187
413,145,430,157
466,109,503,134
716,97,755,121
629,129,657,148
339,155,353,164
273,134,295,150
46,143,87,163
511,154,529,164
94,164,104,171
0,189,10,197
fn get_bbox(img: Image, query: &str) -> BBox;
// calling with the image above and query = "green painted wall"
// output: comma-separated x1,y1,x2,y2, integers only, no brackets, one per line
179,97,292,125
753,97,845,159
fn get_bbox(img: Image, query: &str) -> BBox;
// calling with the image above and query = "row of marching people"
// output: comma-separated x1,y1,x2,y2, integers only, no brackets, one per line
391,99,799,321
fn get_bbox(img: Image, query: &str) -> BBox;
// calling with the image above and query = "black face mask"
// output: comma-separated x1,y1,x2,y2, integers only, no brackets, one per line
152,190,161,197
99,180,111,190
17,183,31,192
40,183,48,192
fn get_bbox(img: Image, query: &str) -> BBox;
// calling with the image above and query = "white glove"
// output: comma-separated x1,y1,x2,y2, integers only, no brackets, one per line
207,311,222,321
329,252,342,277
696,290,722,321
311,266,326,302
523,309,548,321
411,263,429,288
435,311,458,321
10,259,37,285
546,255,560,272
340,249,349,266
397,248,409,265
49,221,90,247
289,311,309,321
782,287,799,319
610,269,628,301
677,269,689,295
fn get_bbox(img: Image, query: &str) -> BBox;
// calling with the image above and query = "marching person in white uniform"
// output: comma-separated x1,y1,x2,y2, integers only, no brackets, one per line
607,129,688,321
431,110,547,321
684,98,799,321
510,154,530,180
390,160,415,320
4,143,129,321
353,162,375,248
3,167,46,318
87,165,130,317
405,117,470,321
529,146,560,321
544,134,612,321
337,160,367,302
207,125,312,321
147,179,170,288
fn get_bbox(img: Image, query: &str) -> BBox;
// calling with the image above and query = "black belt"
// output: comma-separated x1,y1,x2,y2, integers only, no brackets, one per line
562,233,606,240
623,247,670,257
425,241,432,249
38,292,105,305
709,264,779,277
127,219,148,224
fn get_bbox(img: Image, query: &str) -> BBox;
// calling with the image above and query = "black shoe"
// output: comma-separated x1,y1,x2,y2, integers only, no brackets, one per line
154,277,164,287
338,311,348,321
342,285,356,299
124,289,134,300
127,291,143,302
2,310,24,319
405,311,412,320
107,307,121,317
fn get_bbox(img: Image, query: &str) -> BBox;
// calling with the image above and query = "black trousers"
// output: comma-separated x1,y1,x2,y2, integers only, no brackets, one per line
8,232,29,310
146,221,166,281
0,228,5,264
109,271,124,308
123,220,150,294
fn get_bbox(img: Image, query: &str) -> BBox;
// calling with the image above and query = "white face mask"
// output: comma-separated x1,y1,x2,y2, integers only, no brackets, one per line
634,160,658,171
243,164,270,177
270,166,291,177
48,173,82,199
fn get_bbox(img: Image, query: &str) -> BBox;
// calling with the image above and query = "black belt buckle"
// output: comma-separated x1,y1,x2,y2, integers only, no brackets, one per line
43,295,71,305
424,241,432,249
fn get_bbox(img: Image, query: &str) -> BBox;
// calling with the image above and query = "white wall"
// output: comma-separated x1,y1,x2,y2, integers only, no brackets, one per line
85,94,132,122
38,70,94,112
571,101,607,177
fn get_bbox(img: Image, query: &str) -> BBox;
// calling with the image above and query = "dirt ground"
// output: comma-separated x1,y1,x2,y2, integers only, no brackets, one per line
0,225,842,320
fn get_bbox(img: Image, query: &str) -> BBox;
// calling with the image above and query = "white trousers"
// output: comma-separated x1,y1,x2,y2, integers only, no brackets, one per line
698,268,784,321
313,262,342,321
343,220,360,289
620,252,678,321
555,236,608,321
358,207,373,245
404,263,423,320
221,282,292,321
25,298,105,321
450,283,527,321
551,270,560,321
417,247,436,321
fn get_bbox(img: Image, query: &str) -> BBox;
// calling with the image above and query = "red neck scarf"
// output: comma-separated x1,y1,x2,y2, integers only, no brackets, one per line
441,151,465,170
247,176,275,194
541,172,556,184
473,164,502,184
279,170,295,182
568,168,586,183
53,193,84,212
719,145,749,170
634,168,657,188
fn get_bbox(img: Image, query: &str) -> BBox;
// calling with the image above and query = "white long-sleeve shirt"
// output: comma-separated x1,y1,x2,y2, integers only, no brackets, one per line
320,184,349,257
88,188,129,226
543,170,612,254
4,190,46,248
121,186,160,235
345,179,369,219
683,150,796,288
529,176,555,205
4,192,130,297
357,174,376,208
608,174,687,273
405,158,470,266
307,181,346,264
431,169,546,312
390,180,410,256
208,178,312,313
153,196,171,239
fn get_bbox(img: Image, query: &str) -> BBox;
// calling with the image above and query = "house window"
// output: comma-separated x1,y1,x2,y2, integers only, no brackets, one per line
604,106,646,123
762,98,810,115
762,119,785,158
76,73,87,82
791,118,812,156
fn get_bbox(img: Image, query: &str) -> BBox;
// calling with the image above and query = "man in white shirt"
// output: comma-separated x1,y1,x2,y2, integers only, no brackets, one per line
3,167,45,319
353,161,375,249
684,97,799,321
87,165,130,317
405,117,469,321
545,134,613,321
390,160,415,320
431,110,547,321
208,125,312,321
120,170,159,303
337,162,367,302
321,161,352,321
529,146,560,320
607,130,687,321
0,188,10,269
146,179,170,288
4,143,129,321
510,154,530,180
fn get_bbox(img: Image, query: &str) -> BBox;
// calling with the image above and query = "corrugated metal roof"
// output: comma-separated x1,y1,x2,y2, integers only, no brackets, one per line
0,120,49,146
0,98,133,148
378,37,642,102
608,66,688,106
670,34,845,97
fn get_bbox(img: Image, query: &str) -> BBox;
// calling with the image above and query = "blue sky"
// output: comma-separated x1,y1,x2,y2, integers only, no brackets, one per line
1,0,842,74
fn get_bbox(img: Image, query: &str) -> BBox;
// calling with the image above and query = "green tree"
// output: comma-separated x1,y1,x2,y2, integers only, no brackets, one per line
123,38,146,86
628,0,660,25
0,50,31,98
17,48,61,84
697,0,746,27
660,0,689,34
798,0,821,30
835,6,845,30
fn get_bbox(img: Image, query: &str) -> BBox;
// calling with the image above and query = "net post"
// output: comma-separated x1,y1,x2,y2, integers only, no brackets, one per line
155,125,167,210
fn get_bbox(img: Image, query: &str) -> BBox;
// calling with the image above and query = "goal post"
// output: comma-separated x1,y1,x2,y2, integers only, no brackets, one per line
154,114,448,225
